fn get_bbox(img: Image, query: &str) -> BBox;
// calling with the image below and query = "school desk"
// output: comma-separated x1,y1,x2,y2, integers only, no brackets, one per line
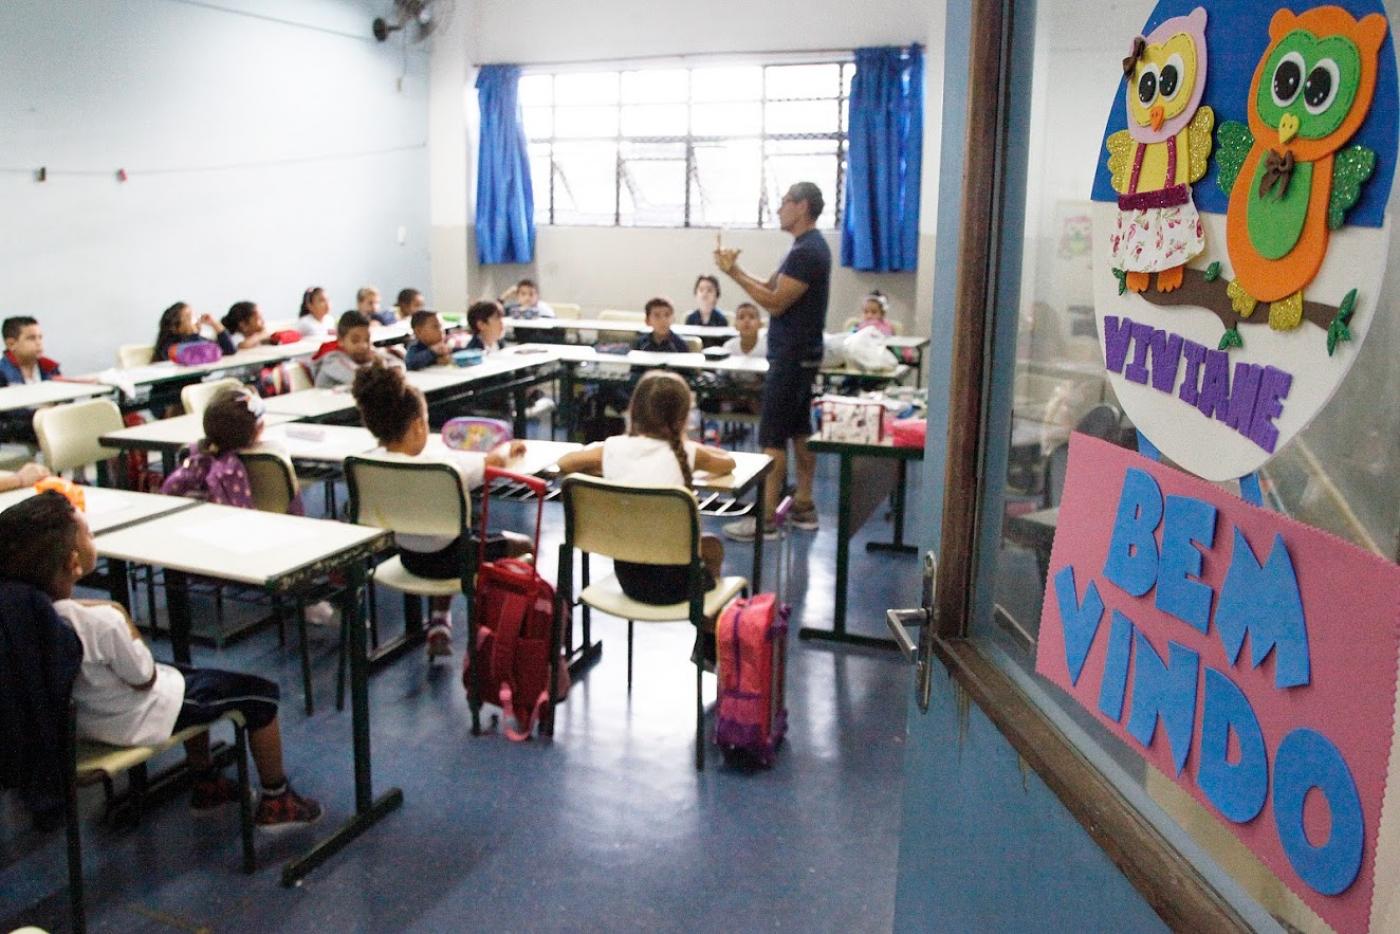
260,386,360,421
98,412,300,475
405,353,562,435
803,438,924,649
505,316,738,346
91,502,398,886
0,380,115,413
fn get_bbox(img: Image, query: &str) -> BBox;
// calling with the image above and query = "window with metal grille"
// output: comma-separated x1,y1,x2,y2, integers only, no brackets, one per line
519,61,852,229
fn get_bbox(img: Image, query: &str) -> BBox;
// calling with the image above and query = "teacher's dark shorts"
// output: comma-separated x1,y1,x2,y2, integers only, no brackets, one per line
759,356,820,447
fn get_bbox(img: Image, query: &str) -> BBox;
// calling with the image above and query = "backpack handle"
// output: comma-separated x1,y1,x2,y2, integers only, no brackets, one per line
480,466,547,558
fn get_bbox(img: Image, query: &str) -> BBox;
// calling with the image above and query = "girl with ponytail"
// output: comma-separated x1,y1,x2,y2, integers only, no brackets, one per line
557,370,734,608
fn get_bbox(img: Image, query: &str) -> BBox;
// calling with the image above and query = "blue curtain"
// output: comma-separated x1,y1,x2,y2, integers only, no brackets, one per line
841,46,924,272
475,65,535,264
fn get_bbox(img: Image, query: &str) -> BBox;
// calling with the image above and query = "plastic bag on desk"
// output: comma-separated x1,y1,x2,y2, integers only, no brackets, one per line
821,332,848,369
842,327,894,372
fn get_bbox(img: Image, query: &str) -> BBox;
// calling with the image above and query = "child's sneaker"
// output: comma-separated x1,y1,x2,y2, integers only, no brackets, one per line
426,624,453,657
303,600,337,627
789,503,820,531
722,516,779,543
190,774,241,813
255,787,323,829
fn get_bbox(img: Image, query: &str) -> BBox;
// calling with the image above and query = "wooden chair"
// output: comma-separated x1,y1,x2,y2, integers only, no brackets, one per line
557,475,747,769
180,377,245,417
32,399,123,482
66,707,254,932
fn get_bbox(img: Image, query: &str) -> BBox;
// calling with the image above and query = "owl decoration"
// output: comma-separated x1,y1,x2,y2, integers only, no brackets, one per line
1216,6,1388,329
1106,7,1215,293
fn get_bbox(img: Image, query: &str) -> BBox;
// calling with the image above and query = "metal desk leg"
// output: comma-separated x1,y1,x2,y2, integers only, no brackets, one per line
282,562,403,886
560,364,577,442
165,569,193,664
867,458,919,556
512,387,528,438
799,453,897,650
750,471,766,594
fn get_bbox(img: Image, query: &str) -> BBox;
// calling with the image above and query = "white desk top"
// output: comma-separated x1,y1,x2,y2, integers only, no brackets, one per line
99,412,299,450
506,317,737,340
471,439,582,479
503,344,904,380
0,484,199,534
404,353,557,394
261,423,378,463
694,450,773,493
95,502,388,588
0,380,114,413
261,387,358,419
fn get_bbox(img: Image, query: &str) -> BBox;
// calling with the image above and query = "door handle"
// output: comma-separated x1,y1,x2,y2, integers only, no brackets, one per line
886,607,929,662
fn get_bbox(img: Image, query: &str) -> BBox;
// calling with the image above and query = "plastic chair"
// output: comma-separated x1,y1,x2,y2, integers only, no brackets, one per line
116,344,154,369
551,302,582,319
557,475,747,770
32,399,123,481
180,377,245,417
682,336,703,353
599,309,645,324
283,361,314,393
66,707,254,932
344,456,479,707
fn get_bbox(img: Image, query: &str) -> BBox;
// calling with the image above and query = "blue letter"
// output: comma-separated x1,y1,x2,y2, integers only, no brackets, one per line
1155,495,1217,633
1126,632,1199,775
1216,530,1310,688
1053,566,1104,686
1097,611,1133,722
1196,668,1267,823
1273,729,1364,896
1103,468,1162,597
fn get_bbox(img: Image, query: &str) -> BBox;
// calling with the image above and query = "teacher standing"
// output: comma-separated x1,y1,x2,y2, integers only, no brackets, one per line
715,181,830,541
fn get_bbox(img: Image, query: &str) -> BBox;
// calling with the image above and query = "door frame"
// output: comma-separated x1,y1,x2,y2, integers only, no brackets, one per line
926,0,1250,928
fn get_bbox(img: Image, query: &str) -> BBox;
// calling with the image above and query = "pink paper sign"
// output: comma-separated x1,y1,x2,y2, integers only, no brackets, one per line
1036,434,1400,931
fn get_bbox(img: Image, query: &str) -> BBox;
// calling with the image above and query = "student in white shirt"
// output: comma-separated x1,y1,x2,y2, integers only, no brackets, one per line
296,286,337,340
0,492,322,827
501,278,555,319
722,302,768,359
556,371,735,607
350,362,530,658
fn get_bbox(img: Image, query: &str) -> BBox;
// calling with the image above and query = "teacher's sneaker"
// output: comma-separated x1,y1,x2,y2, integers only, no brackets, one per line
789,503,820,531
723,516,779,542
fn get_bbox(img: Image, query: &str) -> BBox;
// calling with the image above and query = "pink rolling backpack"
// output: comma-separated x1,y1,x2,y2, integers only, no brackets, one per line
714,500,792,768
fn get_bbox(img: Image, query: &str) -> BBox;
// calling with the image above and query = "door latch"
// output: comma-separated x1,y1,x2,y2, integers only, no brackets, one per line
886,552,938,712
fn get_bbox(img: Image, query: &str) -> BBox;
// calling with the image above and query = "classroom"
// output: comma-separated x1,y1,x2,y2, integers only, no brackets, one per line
2,1,1398,932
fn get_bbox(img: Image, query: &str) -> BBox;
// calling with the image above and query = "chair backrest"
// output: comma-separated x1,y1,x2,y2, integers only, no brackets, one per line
33,399,123,475
1074,403,1126,444
560,475,698,566
117,344,154,369
551,302,582,319
599,309,645,324
682,336,703,354
180,377,245,417
239,448,299,514
345,455,470,538
1043,443,1071,509
284,361,314,393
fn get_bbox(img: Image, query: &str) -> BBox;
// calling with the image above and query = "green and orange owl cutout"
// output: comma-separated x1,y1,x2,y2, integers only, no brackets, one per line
1091,1,1398,482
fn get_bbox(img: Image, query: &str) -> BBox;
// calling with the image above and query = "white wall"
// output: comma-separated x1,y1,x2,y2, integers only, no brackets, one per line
431,0,935,334
0,0,431,374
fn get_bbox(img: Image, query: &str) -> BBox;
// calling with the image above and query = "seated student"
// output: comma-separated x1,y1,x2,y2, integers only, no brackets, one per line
222,301,270,351
633,297,689,353
1,316,61,385
394,288,425,320
312,311,403,388
501,278,554,319
0,492,322,825
351,362,529,657
466,300,507,354
557,372,733,661
357,286,396,326
151,302,237,364
853,291,895,337
405,310,452,370
723,302,767,360
0,462,50,492
296,287,337,341
163,388,277,507
684,275,728,327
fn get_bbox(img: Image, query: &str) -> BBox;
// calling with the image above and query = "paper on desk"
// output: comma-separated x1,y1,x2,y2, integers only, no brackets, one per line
177,512,320,555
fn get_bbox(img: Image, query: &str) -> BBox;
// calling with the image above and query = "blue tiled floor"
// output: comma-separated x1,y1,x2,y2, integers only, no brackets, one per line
2,452,922,933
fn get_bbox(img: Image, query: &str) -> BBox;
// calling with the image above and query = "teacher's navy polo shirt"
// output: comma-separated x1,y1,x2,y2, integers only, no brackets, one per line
767,229,831,362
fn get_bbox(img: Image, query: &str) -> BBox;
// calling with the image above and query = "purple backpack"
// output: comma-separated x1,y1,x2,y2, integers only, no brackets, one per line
160,448,255,508
170,341,224,366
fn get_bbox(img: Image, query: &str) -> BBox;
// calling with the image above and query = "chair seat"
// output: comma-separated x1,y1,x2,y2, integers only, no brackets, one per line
76,711,245,780
580,574,747,622
371,555,466,597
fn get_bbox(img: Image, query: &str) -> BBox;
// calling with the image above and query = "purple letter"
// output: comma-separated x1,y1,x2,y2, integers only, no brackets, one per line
1124,321,1155,384
1149,330,1183,394
1197,350,1232,421
1103,316,1132,373
1179,340,1206,406
1225,363,1262,438
1248,367,1292,453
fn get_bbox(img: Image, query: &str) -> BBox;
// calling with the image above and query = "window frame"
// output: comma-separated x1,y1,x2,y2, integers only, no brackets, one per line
521,59,853,229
